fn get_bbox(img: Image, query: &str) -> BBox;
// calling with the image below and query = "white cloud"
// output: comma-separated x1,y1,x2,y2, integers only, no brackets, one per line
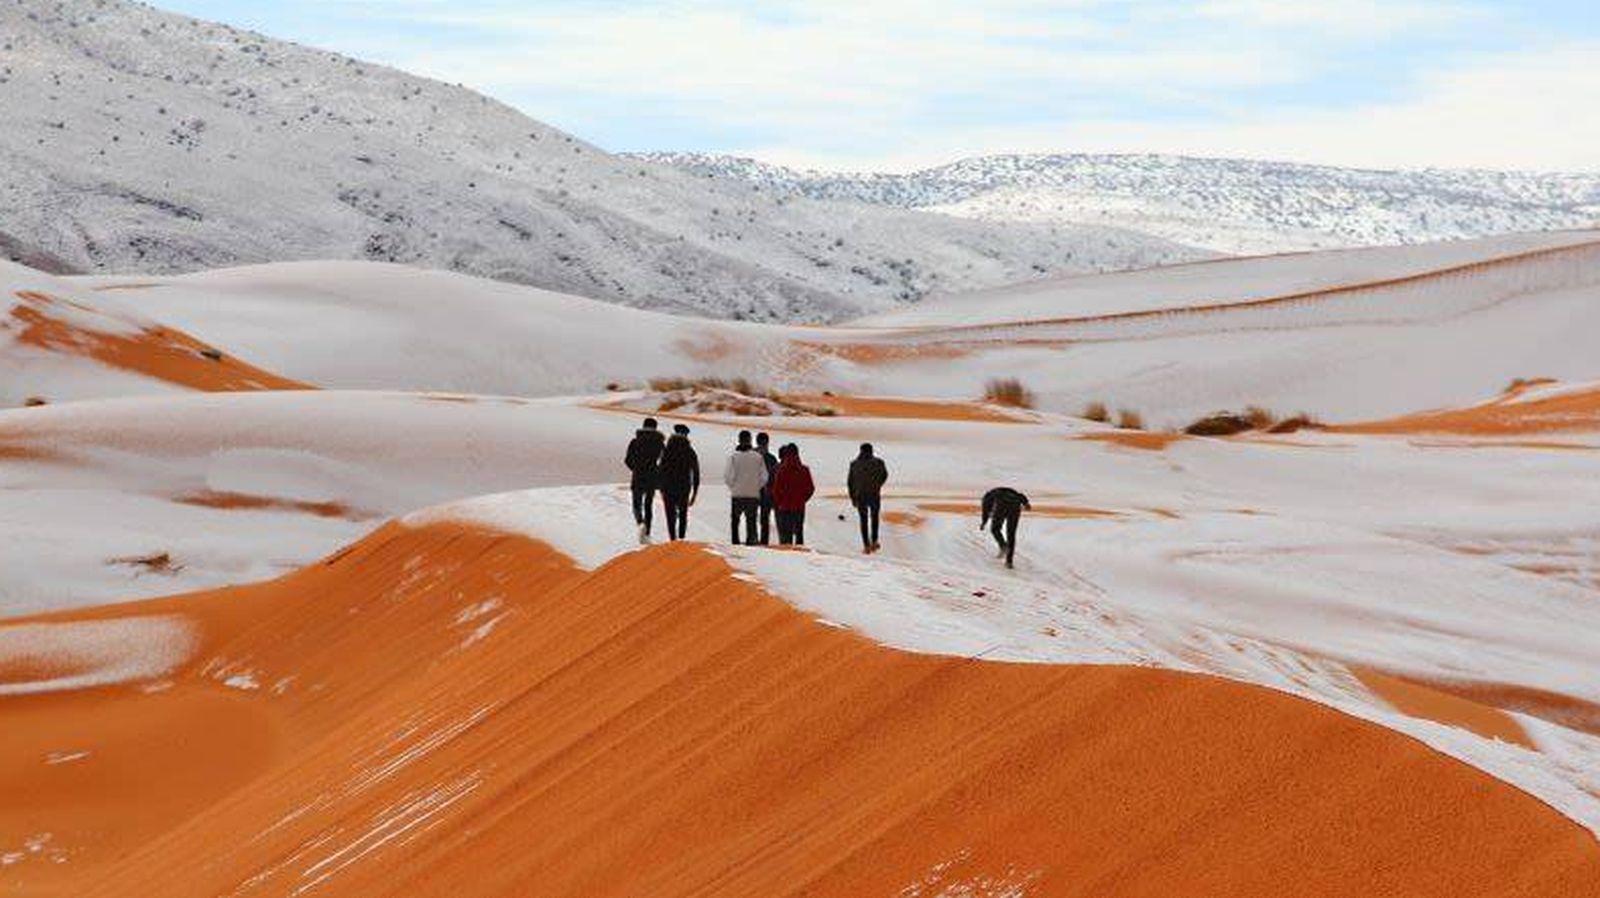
387,0,1308,132
293,0,1596,172
1191,0,1487,37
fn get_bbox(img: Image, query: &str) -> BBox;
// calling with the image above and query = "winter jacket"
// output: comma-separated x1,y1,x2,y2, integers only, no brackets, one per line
758,450,778,500
723,447,769,498
981,487,1031,526
624,428,665,487
847,455,888,505
657,435,700,498
770,458,816,512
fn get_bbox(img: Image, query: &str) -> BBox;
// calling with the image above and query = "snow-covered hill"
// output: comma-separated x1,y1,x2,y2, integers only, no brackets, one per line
66,231,1600,426
633,152,1600,255
0,0,1202,323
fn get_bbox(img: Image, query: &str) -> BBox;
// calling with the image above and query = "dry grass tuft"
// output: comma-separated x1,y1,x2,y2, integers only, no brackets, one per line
1184,412,1257,437
983,378,1036,409
1503,376,1557,395
1184,406,1323,437
1081,401,1110,423
1266,413,1323,434
1115,409,1145,430
1243,405,1277,430
646,375,834,416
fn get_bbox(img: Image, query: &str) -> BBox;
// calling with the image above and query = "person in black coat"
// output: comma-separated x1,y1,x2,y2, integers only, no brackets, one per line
847,443,889,553
656,423,701,541
981,487,1031,569
755,431,778,544
624,418,665,542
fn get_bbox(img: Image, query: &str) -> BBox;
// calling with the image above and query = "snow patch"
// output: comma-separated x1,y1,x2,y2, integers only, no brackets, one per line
0,615,197,696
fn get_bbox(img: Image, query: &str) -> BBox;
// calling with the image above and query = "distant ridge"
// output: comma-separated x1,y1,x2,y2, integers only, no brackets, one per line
631,151,1600,255
0,0,1200,322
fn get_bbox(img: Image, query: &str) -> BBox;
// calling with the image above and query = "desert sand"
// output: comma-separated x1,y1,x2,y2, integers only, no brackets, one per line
4,233,1600,895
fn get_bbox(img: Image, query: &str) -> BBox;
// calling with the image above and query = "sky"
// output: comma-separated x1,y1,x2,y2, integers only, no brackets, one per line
157,0,1600,173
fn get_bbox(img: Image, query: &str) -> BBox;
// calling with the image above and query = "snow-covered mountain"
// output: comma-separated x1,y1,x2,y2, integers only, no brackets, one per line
0,0,1203,322
632,152,1600,255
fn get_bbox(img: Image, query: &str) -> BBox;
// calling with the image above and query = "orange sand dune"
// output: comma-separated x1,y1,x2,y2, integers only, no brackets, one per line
887,237,1600,338
796,394,1029,422
173,490,371,521
3,529,1597,897
1336,382,1600,436
1417,679,1600,738
8,290,309,392
917,501,1123,519
1077,430,1187,451
1354,668,1533,749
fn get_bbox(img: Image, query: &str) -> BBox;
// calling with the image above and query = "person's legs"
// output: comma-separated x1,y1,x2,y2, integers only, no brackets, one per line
857,502,872,550
794,509,806,546
775,510,792,545
674,496,690,540
738,498,760,544
631,485,647,525
867,497,881,547
1004,512,1019,568
758,497,773,545
662,493,681,540
730,499,742,544
640,487,654,535
990,516,1008,556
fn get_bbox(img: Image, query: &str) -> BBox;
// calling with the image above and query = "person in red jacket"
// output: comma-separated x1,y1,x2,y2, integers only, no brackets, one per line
769,443,816,546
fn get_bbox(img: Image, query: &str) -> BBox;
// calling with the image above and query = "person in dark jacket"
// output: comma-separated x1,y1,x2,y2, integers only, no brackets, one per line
981,487,1031,569
624,418,665,543
656,423,700,541
847,442,888,553
770,443,815,546
754,432,779,544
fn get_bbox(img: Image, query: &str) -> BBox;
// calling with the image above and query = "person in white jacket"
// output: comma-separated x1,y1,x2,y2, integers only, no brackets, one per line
723,430,769,545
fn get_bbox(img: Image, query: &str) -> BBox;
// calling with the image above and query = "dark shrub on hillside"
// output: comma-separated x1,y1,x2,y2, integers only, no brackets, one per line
983,378,1035,408
1184,412,1256,436
1266,414,1322,434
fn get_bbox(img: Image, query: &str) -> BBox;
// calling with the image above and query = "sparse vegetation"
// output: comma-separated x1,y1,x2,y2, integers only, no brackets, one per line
1115,409,1145,430
23,396,47,407
1503,376,1557,395
1183,412,1257,437
649,375,762,397
983,378,1035,409
1080,401,1110,423
1184,407,1323,437
1243,405,1277,430
1266,414,1322,434
646,376,835,417
109,551,182,575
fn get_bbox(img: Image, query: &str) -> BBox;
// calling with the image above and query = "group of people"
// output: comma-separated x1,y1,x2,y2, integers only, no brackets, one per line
625,418,1028,566
722,429,818,545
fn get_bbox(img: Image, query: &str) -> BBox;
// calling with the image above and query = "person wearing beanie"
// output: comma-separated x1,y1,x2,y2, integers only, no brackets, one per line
657,423,700,540
754,432,779,545
623,417,665,543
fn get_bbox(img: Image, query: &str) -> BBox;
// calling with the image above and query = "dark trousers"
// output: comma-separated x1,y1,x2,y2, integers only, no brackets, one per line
730,497,760,544
661,492,690,540
990,511,1020,567
758,495,774,544
631,484,654,533
775,509,806,545
856,496,881,549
